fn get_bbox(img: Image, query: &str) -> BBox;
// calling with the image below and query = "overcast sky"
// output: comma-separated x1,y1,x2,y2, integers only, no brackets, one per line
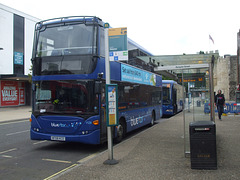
1,0,240,56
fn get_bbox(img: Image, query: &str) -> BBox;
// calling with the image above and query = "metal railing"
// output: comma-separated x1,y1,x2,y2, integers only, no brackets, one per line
204,103,240,114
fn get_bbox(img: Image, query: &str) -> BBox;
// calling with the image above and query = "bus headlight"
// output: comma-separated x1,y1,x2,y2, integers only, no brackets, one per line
33,128,40,132
82,131,89,135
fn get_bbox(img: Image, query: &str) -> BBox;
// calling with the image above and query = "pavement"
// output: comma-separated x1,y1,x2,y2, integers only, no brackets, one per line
1,106,240,179
0,106,32,122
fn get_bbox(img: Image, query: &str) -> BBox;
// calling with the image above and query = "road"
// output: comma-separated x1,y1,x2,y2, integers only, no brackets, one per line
0,120,106,180
0,118,163,180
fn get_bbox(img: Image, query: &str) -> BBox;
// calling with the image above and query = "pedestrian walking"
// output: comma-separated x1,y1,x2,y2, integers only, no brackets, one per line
215,90,225,120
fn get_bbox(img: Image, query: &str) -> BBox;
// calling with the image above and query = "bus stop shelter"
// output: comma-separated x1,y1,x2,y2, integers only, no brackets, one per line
138,52,219,156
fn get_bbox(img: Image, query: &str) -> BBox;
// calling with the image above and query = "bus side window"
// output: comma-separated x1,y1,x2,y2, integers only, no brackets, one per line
99,27,105,57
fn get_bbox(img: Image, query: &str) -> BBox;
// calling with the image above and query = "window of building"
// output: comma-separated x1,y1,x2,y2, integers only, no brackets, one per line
14,14,24,75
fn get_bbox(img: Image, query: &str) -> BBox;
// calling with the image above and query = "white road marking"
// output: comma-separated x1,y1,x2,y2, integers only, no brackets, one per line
43,153,101,180
1,155,13,158
33,140,47,145
0,148,17,155
6,130,30,136
0,120,29,126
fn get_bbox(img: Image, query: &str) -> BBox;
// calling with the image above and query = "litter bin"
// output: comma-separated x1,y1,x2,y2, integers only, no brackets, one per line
197,100,201,107
189,121,217,169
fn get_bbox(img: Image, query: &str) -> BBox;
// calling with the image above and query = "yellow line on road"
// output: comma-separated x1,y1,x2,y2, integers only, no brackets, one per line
42,153,100,179
0,148,17,155
43,164,78,180
42,158,72,164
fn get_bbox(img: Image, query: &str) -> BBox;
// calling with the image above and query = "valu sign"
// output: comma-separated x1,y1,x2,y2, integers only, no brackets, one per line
1,81,25,106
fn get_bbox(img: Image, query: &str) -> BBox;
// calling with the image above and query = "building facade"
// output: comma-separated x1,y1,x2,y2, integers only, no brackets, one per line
238,30,240,85
0,4,40,107
213,55,238,102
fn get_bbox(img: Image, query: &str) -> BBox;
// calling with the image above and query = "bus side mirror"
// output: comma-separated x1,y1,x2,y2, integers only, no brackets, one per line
95,81,102,94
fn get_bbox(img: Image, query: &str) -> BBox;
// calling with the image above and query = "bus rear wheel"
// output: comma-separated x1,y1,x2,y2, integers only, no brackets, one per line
115,119,126,143
149,111,155,126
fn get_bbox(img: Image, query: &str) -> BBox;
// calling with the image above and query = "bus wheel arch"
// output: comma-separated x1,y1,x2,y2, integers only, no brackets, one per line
115,117,126,143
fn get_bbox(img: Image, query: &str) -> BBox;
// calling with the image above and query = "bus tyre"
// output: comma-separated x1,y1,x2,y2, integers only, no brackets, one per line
174,105,177,115
149,112,155,127
115,120,126,143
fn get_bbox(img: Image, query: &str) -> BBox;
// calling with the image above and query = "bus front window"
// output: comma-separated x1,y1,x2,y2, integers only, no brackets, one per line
33,80,97,116
33,23,98,75
163,87,171,105
36,24,96,57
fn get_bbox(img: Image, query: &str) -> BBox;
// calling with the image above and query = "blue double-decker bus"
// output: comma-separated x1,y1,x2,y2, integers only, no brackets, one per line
162,80,184,116
30,16,162,144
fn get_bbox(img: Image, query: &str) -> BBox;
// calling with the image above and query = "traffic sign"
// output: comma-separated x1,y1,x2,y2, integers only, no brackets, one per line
104,23,110,28
108,27,128,61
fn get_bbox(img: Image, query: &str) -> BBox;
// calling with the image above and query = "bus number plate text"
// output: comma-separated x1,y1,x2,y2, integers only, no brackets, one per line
51,136,66,141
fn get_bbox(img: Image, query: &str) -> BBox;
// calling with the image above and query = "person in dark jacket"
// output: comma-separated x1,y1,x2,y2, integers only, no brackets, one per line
215,90,225,120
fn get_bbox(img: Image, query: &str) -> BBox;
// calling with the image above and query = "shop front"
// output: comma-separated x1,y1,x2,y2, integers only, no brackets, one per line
0,80,31,107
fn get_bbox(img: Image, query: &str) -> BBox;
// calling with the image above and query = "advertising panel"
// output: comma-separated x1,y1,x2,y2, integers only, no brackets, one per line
1,81,25,106
14,52,24,65
121,64,156,86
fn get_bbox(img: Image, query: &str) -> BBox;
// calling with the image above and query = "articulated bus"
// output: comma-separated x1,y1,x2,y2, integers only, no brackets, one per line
162,80,184,116
30,16,163,144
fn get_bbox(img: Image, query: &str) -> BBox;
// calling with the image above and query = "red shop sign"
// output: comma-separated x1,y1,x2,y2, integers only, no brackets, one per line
1,81,19,106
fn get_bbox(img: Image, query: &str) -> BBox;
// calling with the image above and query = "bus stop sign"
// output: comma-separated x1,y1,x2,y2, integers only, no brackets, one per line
106,84,119,126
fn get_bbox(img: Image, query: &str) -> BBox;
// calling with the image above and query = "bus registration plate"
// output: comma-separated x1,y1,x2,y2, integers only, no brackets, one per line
51,136,66,141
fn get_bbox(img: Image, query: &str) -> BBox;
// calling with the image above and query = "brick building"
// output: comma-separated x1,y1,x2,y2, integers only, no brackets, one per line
214,55,238,102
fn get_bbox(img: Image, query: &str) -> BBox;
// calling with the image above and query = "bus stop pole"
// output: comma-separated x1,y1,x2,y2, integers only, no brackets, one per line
209,55,215,122
182,69,190,157
104,25,118,165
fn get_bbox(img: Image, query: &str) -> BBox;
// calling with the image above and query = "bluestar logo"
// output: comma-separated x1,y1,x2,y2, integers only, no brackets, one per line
130,116,144,127
51,122,82,129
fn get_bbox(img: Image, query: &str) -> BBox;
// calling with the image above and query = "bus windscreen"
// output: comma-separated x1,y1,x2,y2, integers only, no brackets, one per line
33,80,98,116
